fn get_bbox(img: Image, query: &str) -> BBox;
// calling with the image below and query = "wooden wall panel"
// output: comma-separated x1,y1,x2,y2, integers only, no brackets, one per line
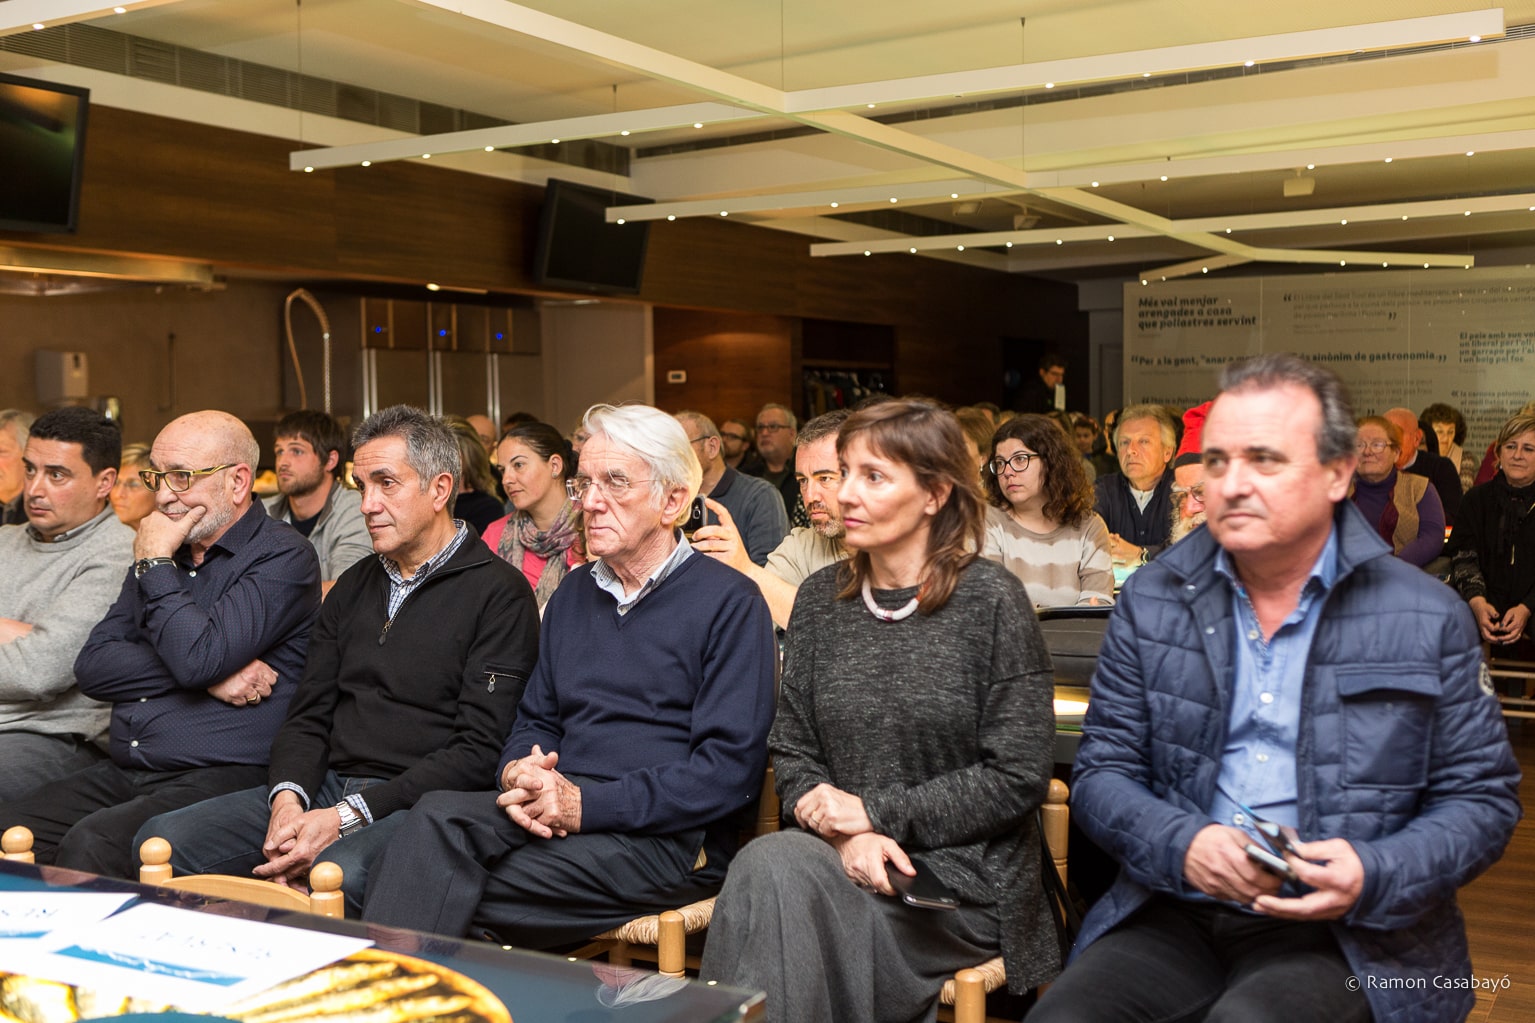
652,308,795,423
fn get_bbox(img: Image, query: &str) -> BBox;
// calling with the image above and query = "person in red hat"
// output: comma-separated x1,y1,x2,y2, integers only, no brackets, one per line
1170,401,1211,544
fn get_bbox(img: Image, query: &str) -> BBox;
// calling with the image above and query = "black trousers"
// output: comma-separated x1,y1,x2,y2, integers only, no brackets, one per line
1026,895,1372,1023
361,787,729,949
0,759,266,880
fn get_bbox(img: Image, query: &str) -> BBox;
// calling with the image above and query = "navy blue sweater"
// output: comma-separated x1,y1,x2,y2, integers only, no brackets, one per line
500,551,776,835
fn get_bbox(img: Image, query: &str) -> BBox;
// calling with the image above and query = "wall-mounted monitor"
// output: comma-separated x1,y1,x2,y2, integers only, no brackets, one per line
533,178,652,296
0,71,90,234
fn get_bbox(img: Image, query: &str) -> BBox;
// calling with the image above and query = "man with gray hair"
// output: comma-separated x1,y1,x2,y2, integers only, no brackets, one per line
1093,403,1177,565
0,410,320,878
139,405,539,915
1030,355,1520,1023
674,410,788,565
0,409,36,526
361,402,776,948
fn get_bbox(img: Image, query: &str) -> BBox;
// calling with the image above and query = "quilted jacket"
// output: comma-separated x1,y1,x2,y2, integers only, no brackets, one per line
1071,501,1522,1023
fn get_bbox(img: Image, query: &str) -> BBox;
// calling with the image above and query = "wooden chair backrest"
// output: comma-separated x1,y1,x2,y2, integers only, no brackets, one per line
138,837,345,918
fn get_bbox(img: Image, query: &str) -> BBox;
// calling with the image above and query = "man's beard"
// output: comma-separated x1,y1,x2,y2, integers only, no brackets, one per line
1169,510,1206,545
808,504,845,540
187,500,238,545
281,467,328,500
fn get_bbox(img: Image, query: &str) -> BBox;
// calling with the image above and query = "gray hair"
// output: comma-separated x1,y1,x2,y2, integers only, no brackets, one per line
0,409,35,449
353,405,461,496
673,410,720,441
757,403,798,432
1218,353,1357,463
1114,404,1177,452
798,408,852,447
584,403,702,507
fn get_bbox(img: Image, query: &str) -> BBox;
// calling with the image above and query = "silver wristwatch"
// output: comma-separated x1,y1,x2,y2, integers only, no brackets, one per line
334,800,364,837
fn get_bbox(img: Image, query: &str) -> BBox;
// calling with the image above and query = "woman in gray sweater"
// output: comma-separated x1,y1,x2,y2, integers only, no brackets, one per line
701,399,1060,1022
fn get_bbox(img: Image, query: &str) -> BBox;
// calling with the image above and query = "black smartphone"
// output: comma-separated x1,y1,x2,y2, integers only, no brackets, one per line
887,857,960,910
1244,842,1298,882
682,496,710,538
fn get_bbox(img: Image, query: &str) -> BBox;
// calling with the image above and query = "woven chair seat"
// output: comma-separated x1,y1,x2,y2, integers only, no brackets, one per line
938,956,1006,1005
595,897,717,944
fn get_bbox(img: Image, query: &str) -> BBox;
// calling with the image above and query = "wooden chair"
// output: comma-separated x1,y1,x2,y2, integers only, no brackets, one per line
566,764,781,977
1484,646,1535,720
3,826,36,863
137,836,346,918
938,778,1070,1023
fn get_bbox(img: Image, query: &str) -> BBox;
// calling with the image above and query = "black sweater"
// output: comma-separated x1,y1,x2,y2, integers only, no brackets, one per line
267,532,539,819
1446,478,1535,613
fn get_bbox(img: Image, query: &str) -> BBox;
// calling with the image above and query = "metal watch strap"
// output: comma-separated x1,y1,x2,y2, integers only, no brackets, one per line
335,800,363,837
133,557,176,579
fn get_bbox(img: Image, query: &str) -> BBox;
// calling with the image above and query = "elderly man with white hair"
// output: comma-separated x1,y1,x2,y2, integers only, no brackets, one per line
362,402,776,947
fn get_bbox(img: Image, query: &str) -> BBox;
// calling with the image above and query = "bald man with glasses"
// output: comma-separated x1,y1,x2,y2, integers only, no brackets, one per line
0,410,320,879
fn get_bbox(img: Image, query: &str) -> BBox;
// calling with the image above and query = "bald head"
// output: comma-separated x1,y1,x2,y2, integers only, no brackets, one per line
150,411,259,551
1382,408,1422,470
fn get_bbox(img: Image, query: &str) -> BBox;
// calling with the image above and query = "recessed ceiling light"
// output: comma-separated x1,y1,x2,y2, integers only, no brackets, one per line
693,122,703,129
1056,239,1063,245
719,211,728,216
909,247,917,253
550,138,559,144
1160,175,1168,181
114,6,126,12
616,218,625,224
1107,235,1115,242
866,103,876,109
890,197,898,203
1141,279,1148,285
1466,151,1475,157
484,146,494,152
1341,219,1348,225
1306,163,1316,170
426,283,441,291
1402,215,1408,220
667,215,676,221
1091,181,1100,187
951,193,959,199
361,160,371,167
32,23,44,30
1142,72,1151,78
1225,228,1232,234
1045,82,1055,89
957,245,965,251
1382,262,1389,267
1465,210,1472,216
1244,60,1254,67
303,166,314,173
1470,34,1482,42
829,202,839,208
863,250,871,256
620,130,630,136
1384,157,1393,163
1202,267,1209,273
1005,242,1013,248
1340,260,1347,266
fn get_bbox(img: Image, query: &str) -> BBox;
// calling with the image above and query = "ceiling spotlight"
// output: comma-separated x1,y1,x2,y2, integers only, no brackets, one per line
957,245,965,251
303,166,314,173
361,160,371,167
1384,157,1393,163
422,153,431,159
1006,242,1013,248
1056,239,1063,245
1306,163,1316,170
909,247,917,253
863,250,871,256
693,122,703,128
114,6,126,12
1382,262,1389,267
830,202,839,208
1424,263,1430,268
667,215,676,221
719,211,728,216
484,146,494,152
616,218,625,224
1142,72,1151,78
620,130,630,136
1091,181,1100,187
1107,235,1115,242
889,197,898,203
550,138,559,144
1341,219,1348,225
1225,228,1232,234
1160,175,1168,181
1340,260,1347,266
1402,215,1408,220
1465,210,1472,216
1141,279,1148,285
1470,34,1482,42
1244,60,1255,67
32,22,45,30
426,283,441,291
866,103,876,109
1202,267,1209,273
951,193,959,199
1044,82,1055,89
1466,151,1475,156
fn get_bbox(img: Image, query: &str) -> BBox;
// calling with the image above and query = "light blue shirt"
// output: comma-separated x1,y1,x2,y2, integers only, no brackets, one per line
1208,526,1341,834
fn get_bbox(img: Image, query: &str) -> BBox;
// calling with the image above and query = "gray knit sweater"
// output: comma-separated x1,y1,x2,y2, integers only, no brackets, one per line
0,507,135,740
772,557,1061,992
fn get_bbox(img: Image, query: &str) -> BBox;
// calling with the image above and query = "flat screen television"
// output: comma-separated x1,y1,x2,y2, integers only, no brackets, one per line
0,71,90,234
533,178,652,296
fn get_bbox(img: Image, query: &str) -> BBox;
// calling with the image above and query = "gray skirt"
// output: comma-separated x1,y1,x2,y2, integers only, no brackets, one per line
700,829,1000,1023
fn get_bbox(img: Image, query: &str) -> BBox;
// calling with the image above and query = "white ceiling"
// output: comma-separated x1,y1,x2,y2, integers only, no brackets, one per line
6,0,1535,283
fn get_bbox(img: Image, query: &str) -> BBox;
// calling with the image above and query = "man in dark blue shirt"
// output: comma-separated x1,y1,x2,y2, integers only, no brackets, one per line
0,410,319,878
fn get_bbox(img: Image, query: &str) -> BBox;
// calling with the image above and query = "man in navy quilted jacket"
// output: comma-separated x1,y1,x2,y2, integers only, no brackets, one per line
1030,354,1520,1023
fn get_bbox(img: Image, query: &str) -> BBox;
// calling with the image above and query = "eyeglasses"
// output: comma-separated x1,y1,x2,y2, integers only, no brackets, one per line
566,472,652,503
988,451,1037,475
686,435,711,448
1355,439,1395,453
1171,483,1207,504
754,423,792,434
139,464,234,493
720,430,749,443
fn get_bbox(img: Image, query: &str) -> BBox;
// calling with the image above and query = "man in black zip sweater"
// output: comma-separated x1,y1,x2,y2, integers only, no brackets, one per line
136,405,539,915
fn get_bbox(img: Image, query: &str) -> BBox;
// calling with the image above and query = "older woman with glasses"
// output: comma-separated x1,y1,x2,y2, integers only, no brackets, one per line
1446,412,1535,646
981,414,1114,607
1350,415,1444,567
110,442,157,529
701,399,1059,1023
